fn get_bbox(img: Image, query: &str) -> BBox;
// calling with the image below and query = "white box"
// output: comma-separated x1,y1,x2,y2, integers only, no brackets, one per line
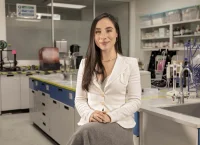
159,28,167,38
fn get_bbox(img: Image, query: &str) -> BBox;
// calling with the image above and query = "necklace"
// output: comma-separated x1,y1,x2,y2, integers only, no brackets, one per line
102,57,117,62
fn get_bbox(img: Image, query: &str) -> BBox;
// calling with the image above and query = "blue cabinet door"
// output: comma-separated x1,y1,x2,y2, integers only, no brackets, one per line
133,112,139,137
50,85,75,108
29,78,39,90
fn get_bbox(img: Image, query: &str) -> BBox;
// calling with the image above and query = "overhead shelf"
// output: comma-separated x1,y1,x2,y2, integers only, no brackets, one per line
172,19,200,25
142,47,187,51
142,37,170,40
174,34,200,38
140,19,200,29
140,24,170,29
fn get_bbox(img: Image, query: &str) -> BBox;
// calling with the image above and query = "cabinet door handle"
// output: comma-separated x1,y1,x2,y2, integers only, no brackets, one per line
32,80,35,82
42,103,45,106
43,122,46,126
26,74,32,76
53,100,57,104
42,112,46,116
32,90,35,93
64,106,69,110
7,74,14,77
58,88,62,92
42,83,45,86
42,93,45,96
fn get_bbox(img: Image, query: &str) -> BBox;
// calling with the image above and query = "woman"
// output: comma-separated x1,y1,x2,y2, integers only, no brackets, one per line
67,13,141,145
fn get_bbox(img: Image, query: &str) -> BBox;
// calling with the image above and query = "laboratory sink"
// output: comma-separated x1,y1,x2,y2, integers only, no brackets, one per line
161,103,200,118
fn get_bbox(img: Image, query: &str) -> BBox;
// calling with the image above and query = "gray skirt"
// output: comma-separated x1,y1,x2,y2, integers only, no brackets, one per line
67,122,134,145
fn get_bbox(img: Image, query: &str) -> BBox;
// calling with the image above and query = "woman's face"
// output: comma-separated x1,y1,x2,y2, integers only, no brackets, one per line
94,18,118,52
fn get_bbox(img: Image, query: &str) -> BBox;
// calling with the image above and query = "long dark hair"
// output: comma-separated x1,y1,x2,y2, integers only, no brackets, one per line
82,13,122,91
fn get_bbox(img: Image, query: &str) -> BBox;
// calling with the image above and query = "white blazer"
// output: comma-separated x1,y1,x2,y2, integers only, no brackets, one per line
75,54,141,128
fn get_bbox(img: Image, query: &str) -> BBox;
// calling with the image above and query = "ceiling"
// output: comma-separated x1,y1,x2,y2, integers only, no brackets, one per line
5,0,128,8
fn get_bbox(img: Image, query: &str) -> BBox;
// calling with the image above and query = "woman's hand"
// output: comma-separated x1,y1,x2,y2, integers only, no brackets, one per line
89,111,104,122
102,113,111,123
89,111,111,123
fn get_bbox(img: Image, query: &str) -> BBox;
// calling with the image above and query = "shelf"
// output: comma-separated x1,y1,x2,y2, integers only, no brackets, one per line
174,34,200,38
172,19,200,25
140,24,170,29
142,37,169,40
173,47,198,51
140,19,200,29
142,47,188,51
169,48,185,51
142,47,169,51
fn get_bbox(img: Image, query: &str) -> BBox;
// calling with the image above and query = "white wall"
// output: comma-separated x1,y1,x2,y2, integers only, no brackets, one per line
129,0,200,69
0,0,6,41
0,0,7,58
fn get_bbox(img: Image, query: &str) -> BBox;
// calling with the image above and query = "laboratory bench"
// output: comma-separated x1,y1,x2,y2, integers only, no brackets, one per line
29,74,200,145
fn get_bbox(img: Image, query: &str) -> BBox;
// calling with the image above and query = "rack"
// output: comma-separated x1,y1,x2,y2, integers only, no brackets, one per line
184,41,200,97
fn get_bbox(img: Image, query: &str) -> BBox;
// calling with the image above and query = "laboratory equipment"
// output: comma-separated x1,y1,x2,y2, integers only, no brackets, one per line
70,44,80,55
0,40,17,71
166,61,183,98
176,67,193,104
140,71,151,89
38,47,60,71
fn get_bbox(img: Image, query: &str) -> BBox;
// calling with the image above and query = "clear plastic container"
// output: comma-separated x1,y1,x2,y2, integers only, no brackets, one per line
140,15,152,27
152,13,166,25
181,6,199,21
165,10,181,23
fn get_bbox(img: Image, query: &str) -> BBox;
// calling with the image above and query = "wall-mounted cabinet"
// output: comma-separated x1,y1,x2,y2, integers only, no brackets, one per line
140,19,200,51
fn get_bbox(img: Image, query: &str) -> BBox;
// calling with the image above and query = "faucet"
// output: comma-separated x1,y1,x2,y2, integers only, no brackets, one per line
63,54,68,80
178,67,193,104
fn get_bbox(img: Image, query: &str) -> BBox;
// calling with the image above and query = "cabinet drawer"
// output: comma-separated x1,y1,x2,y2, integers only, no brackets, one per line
50,86,75,108
29,79,39,90
37,91,50,104
59,102,75,145
40,112,50,126
39,119,50,134
39,82,51,94
38,101,47,112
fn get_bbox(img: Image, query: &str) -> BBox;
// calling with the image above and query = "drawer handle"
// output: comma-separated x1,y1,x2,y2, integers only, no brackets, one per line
43,122,46,126
32,90,35,93
42,112,46,116
7,74,14,77
42,103,45,106
42,93,45,96
26,74,32,76
58,88,63,91
64,106,69,110
53,100,57,104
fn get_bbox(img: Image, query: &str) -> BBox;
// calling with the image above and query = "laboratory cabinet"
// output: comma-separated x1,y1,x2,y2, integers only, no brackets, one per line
1,74,21,111
29,77,140,145
0,73,39,112
20,74,33,109
29,78,79,145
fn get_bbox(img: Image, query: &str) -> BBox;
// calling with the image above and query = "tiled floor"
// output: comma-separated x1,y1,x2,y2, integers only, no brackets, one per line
0,113,57,145
0,113,139,145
